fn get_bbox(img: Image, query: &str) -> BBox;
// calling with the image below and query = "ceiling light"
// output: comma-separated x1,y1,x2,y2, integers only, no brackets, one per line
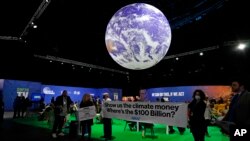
33,25,38,28
175,57,179,60
237,43,246,50
199,52,203,56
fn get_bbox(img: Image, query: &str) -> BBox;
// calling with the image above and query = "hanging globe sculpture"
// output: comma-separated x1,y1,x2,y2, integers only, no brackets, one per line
105,3,171,70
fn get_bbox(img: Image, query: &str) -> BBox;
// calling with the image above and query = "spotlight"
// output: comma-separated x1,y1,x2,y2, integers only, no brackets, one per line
31,22,37,28
237,43,246,50
175,57,179,60
33,25,38,28
199,52,203,56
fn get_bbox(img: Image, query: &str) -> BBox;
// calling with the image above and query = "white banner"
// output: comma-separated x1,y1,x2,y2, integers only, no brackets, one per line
77,106,96,121
102,102,188,127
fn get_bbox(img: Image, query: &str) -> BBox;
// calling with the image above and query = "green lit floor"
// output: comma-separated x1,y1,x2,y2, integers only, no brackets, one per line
14,116,229,141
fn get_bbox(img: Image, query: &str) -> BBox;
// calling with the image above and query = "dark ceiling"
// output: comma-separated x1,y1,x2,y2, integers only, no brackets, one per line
0,0,250,92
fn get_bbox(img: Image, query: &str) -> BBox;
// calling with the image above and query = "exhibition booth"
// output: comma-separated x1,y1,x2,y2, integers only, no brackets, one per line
0,79,122,111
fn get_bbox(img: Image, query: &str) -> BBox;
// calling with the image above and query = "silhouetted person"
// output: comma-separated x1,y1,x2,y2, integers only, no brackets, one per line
13,96,21,118
39,97,45,111
51,96,55,104
156,98,160,102
0,95,4,123
223,79,250,141
21,97,30,118
218,97,224,104
160,97,165,102
52,90,73,138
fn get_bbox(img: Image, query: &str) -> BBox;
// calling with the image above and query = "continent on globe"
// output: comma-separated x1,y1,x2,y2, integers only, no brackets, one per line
105,3,171,70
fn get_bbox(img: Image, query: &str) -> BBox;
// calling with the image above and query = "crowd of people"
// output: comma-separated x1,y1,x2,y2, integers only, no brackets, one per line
187,79,250,141
0,79,248,141
43,90,113,141
13,94,32,118
121,79,250,141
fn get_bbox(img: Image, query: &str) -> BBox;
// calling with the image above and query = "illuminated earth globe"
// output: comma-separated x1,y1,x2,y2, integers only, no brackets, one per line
105,3,171,70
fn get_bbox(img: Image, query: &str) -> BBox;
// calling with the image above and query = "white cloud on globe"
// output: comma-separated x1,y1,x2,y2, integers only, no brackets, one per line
105,3,171,70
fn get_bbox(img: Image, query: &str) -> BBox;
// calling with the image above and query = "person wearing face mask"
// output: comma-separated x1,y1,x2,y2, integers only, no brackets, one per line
188,89,206,141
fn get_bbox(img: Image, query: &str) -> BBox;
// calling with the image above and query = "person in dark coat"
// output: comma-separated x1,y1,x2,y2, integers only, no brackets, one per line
13,96,21,118
0,93,4,123
188,89,206,141
80,93,94,141
52,90,73,138
223,79,250,141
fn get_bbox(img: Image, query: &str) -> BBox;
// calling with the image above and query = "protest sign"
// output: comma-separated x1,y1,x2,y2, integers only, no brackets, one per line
102,101,188,127
77,106,96,121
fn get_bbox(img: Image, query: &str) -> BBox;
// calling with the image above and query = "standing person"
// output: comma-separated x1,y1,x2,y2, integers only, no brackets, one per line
0,95,4,123
204,96,212,137
188,89,206,141
20,94,25,118
21,97,30,118
218,97,224,104
96,96,101,113
51,96,55,104
52,90,73,138
13,96,21,118
223,79,250,141
80,93,94,141
101,93,113,140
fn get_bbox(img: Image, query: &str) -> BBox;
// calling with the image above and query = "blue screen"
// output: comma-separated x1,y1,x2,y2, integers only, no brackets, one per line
31,93,44,102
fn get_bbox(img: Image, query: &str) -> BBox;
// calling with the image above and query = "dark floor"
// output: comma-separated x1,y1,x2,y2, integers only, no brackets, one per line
0,117,105,141
0,112,108,141
0,119,80,141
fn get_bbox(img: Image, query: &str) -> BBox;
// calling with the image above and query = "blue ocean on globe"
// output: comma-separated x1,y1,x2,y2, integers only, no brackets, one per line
105,3,171,70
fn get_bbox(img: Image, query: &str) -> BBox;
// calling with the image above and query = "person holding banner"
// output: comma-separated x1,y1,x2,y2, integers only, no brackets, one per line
188,89,206,141
80,93,94,141
101,93,113,140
